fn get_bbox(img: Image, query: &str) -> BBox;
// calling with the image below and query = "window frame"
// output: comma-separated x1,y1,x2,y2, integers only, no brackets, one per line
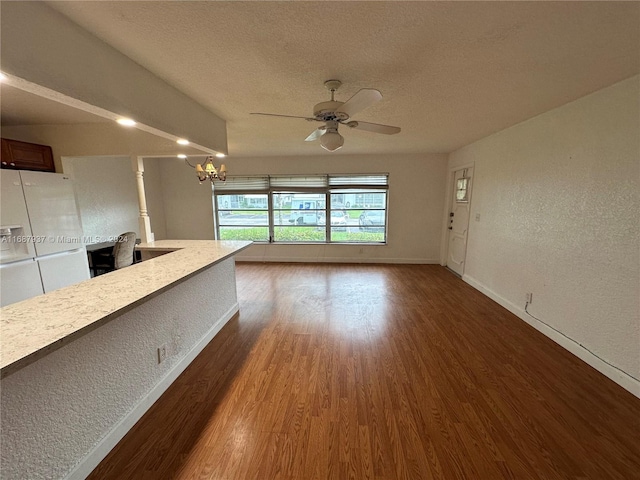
214,192,270,242
213,174,388,244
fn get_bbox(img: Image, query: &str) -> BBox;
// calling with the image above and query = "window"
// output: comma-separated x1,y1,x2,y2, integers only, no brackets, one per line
214,174,388,243
273,192,326,242
216,193,269,242
456,171,470,202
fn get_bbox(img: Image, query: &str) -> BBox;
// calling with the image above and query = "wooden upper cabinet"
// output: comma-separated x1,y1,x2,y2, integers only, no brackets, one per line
1,138,55,172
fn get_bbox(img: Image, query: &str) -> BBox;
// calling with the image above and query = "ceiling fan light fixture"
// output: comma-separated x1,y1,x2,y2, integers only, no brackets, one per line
320,131,344,152
253,80,400,152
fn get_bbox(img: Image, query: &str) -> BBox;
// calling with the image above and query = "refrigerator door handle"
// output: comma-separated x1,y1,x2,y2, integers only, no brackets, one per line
0,257,38,269
36,247,86,260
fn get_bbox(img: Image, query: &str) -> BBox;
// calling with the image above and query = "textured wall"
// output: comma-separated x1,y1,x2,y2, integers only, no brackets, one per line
155,153,448,263
0,258,238,480
62,156,140,241
159,157,216,240
142,158,168,240
448,76,639,388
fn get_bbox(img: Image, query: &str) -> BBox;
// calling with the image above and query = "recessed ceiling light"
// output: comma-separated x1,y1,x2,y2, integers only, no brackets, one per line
0,72,6,82
116,118,136,127
177,154,187,159
176,139,189,145
215,153,226,158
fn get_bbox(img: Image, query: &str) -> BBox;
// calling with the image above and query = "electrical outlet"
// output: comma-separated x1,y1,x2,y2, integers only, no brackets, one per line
157,344,167,364
525,292,533,304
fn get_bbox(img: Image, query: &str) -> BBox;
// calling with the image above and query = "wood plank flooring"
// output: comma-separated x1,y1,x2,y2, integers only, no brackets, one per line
88,263,640,480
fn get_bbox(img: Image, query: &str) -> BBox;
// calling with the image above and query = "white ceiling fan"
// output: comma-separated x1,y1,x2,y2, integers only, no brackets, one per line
251,80,401,152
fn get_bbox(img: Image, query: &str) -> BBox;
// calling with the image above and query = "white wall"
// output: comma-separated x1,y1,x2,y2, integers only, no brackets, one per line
61,156,140,241
0,258,239,480
142,158,168,240
155,153,448,263
448,76,640,395
158,157,217,240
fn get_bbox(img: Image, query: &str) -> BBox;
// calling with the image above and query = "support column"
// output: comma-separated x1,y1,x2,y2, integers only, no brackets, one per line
132,156,154,243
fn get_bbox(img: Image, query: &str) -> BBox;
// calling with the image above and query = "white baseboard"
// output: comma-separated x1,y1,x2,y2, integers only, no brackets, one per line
463,274,640,399
65,303,239,480
236,256,440,264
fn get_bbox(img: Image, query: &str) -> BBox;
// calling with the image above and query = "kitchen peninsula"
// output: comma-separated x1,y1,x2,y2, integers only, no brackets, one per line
0,240,251,480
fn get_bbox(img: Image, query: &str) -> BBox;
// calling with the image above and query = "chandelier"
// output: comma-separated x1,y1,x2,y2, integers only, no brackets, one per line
184,156,227,183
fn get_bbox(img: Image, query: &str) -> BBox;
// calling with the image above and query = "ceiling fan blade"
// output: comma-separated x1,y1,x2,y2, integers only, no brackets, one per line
251,112,316,121
347,121,401,135
335,89,382,117
305,127,326,142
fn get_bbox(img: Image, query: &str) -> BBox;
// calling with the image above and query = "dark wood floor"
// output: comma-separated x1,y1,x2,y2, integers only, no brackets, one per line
88,263,640,480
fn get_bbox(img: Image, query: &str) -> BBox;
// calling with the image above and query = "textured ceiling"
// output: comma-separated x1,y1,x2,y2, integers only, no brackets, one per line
29,1,640,156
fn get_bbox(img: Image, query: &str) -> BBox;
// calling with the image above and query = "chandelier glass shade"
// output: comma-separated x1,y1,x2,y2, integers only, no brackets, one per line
185,156,227,183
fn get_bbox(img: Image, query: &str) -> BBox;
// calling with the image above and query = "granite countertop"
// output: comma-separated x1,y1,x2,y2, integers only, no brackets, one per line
0,240,252,377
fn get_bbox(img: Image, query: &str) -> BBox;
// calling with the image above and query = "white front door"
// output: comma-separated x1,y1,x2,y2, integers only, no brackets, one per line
447,167,473,276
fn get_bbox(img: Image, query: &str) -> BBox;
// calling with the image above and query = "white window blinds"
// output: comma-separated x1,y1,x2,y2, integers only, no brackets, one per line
215,174,388,191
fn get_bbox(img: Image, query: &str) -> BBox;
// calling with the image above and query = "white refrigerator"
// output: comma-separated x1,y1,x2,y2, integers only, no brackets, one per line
1,170,90,306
